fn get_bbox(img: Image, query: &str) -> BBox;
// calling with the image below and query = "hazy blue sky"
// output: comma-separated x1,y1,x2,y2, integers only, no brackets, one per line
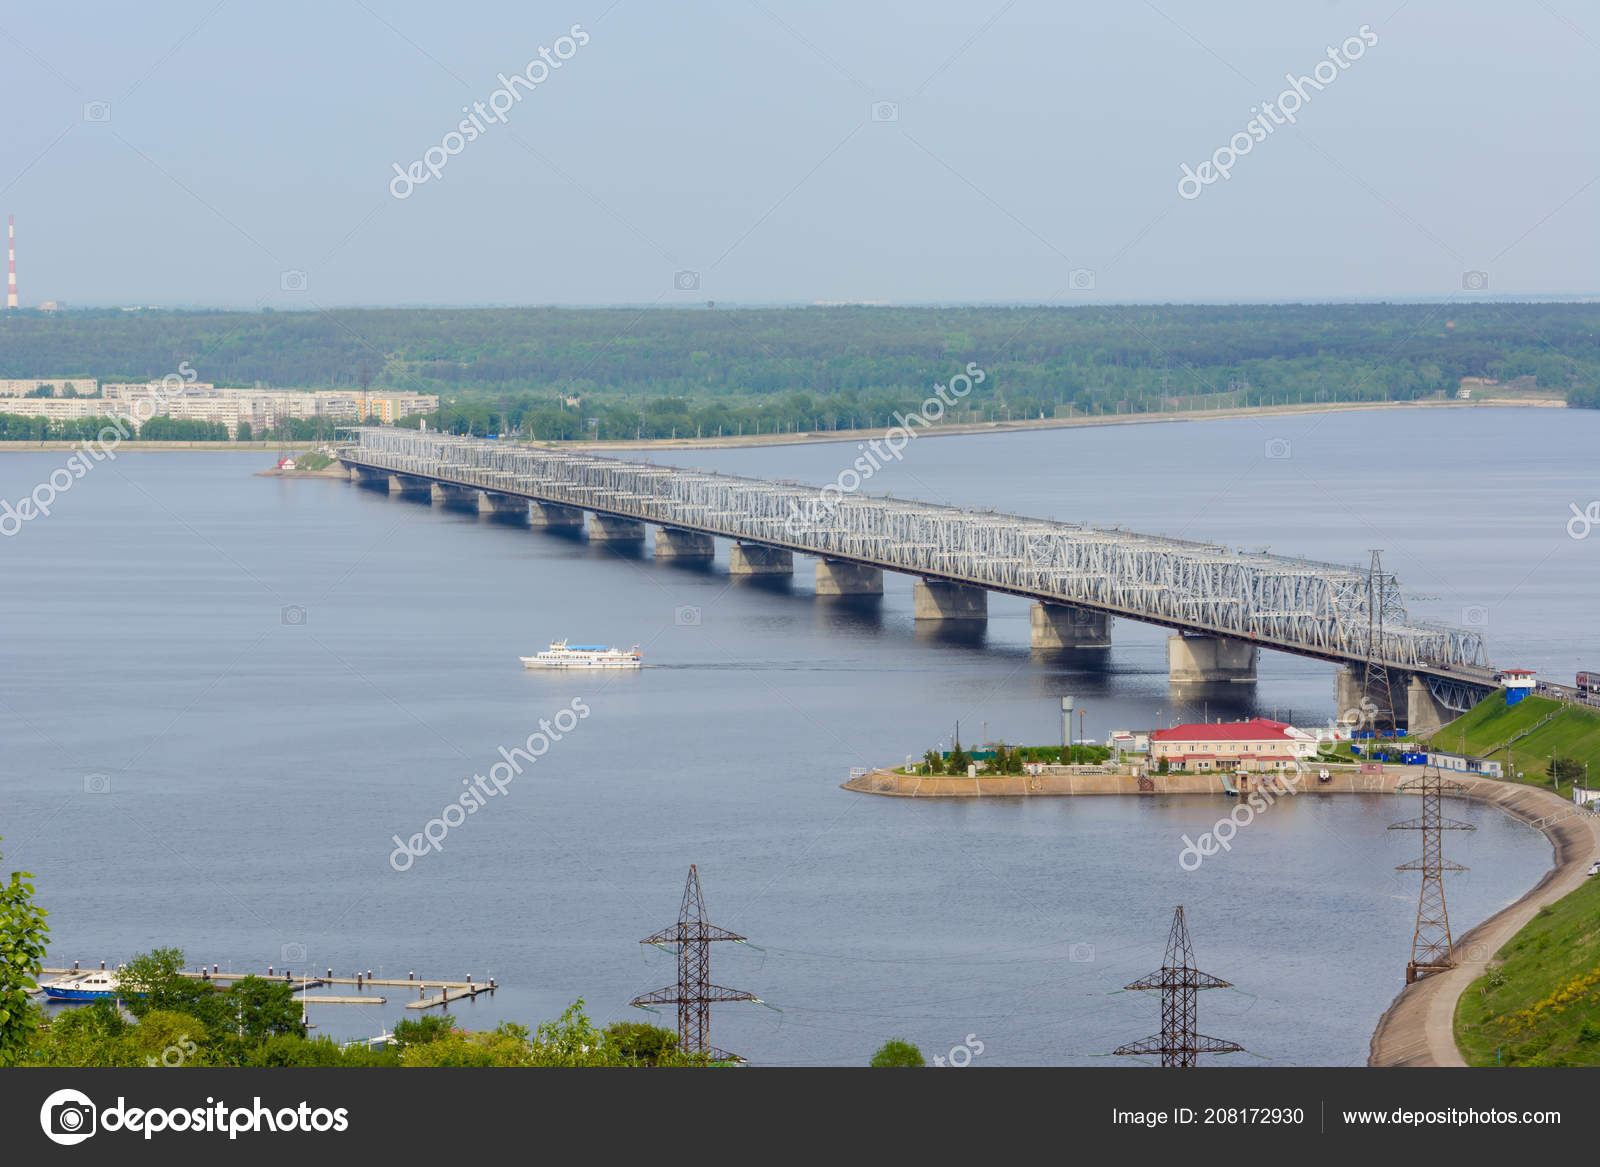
2,0,1595,307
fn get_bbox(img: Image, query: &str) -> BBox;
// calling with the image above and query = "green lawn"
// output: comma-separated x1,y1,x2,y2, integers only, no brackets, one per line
1422,692,1600,799
1455,874,1600,1066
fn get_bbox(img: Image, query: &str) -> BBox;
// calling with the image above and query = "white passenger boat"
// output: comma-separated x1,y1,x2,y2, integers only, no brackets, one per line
40,969,129,1002
521,640,642,669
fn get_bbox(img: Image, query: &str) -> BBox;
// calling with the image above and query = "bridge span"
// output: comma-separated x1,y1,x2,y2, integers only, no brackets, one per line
337,428,1498,731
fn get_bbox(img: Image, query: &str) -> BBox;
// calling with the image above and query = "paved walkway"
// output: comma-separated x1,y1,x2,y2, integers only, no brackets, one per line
1368,779,1600,1066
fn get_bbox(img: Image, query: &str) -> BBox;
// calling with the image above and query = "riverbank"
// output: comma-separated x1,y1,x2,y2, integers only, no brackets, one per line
589,395,1563,452
253,464,350,479
1367,779,1600,1066
0,440,325,452
841,765,1409,797
0,397,1563,455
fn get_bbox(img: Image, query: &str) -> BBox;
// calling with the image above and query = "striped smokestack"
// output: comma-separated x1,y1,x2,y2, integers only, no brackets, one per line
6,216,15,309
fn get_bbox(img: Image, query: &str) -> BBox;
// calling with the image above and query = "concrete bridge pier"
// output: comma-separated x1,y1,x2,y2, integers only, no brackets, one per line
476,492,528,520
389,473,433,499
1030,603,1111,649
913,580,988,622
431,483,480,510
1168,634,1257,683
589,514,646,543
1405,675,1452,735
654,527,716,563
347,464,387,489
730,544,794,577
528,501,585,530
1336,667,1395,728
815,559,882,596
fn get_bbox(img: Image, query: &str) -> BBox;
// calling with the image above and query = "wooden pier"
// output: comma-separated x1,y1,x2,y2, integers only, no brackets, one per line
39,963,496,1009
405,982,496,1010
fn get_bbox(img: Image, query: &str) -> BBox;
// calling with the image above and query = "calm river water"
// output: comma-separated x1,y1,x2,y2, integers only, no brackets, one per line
3,405,1592,1064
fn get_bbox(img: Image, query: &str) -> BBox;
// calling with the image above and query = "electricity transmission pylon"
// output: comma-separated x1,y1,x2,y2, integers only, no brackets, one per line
1363,549,1404,733
1113,906,1242,1067
1390,764,1475,983
630,865,756,1062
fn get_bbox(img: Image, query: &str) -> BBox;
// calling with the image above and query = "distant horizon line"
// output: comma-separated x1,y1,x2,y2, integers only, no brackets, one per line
6,294,1599,313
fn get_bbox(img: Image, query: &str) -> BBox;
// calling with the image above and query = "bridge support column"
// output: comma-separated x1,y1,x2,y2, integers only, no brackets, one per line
913,580,988,621
815,559,882,596
348,464,385,488
589,514,646,543
529,501,584,529
1405,675,1452,735
655,527,716,562
388,473,432,499
1030,603,1110,649
730,544,793,577
1168,635,1257,683
476,492,528,519
1336,667,1401,730
431,483,479,509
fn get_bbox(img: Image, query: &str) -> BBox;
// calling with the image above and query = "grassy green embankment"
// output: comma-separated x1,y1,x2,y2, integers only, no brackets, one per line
1420,691,1600,799
1455,875,1600,1066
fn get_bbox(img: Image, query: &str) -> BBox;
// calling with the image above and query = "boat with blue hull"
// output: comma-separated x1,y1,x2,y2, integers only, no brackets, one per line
40,969,128,1001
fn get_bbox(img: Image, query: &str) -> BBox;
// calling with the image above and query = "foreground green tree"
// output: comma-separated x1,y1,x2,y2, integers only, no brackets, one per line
604,1020,680,1066
0,837,49,1066
870,1039,926,1067
1549,756,1585,784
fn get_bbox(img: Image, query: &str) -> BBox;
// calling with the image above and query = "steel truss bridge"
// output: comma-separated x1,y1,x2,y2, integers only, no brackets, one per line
340,428,1495,702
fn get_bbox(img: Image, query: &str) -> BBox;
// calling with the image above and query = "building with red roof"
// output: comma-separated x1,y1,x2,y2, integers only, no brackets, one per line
1149,717,1319,773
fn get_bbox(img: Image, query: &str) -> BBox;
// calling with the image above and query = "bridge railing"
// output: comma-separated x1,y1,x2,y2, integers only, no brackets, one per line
344,429,1490,674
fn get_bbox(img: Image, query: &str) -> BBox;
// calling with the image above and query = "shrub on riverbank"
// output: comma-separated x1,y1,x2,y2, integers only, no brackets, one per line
1455,875,1600,1066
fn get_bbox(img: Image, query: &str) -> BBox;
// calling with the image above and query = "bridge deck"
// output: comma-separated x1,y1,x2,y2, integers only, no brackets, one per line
341,429,1492,686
